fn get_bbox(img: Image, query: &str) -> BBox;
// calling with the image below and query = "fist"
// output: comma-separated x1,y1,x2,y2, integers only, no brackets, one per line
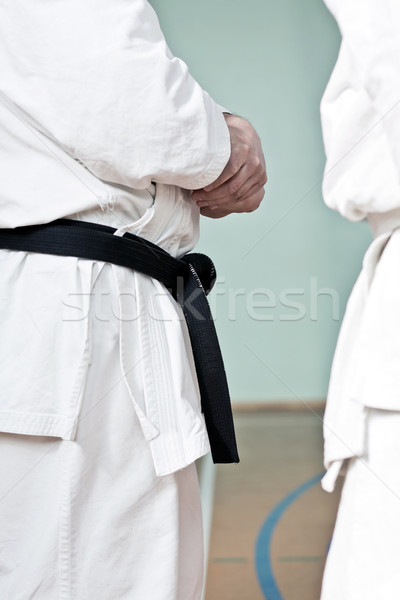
192,114,267,219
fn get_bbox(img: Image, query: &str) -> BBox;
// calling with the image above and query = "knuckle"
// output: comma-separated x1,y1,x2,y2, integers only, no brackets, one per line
228,157,241,174
243,143,251,156
228,182,238,196
229,184,242,199
233,158,243,172
242,199,256,213
245,192,264,213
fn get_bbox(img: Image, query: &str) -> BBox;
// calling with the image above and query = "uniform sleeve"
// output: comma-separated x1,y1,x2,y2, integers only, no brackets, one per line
0,0,230,190
320,0,400,220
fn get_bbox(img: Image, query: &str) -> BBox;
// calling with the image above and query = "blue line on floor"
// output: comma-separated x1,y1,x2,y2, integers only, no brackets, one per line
255,472,325,600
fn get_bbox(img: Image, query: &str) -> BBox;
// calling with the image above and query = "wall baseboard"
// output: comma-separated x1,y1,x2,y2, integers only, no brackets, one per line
232,400,326,413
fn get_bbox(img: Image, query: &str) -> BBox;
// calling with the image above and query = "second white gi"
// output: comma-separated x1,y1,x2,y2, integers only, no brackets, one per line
320,0,400,597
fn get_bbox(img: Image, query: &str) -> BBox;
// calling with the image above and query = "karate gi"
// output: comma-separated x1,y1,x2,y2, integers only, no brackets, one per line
320,1,400,597
0,1,231,597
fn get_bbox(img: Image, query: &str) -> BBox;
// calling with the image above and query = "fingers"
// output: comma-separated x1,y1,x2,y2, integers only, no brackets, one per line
199,187,265,219
239,173,268,201
234,187,265,213
193,114,267,219
200,206,230,219
193,162,266,207
202,143,250,192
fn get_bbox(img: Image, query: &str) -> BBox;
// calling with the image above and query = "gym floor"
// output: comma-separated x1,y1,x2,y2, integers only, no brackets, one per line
204,407,342,600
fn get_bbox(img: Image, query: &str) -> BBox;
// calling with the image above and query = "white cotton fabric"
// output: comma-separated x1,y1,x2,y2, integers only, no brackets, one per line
0,263,204,599
320,0,400,492
0,0,231,476
321,409,400,600
321,226,400,491
321,0,400,222
0,0,230,216
0,187,212,477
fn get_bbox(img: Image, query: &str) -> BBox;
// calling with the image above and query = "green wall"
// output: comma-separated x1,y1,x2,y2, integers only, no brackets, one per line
150,0,372,403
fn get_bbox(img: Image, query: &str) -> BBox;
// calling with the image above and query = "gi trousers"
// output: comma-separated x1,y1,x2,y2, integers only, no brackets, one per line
0,264,204,600
321,408,400,600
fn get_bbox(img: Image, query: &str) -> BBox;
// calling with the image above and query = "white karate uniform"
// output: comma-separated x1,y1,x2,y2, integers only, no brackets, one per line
0,1,231,597
320,1,400,597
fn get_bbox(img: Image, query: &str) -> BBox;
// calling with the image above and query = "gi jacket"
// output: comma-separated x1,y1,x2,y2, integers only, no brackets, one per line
0,0,231,476
320,0,400,490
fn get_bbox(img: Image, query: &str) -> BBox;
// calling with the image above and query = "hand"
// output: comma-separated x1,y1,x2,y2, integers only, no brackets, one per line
192,114,267,219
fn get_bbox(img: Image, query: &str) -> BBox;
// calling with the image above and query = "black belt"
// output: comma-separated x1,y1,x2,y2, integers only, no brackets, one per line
0,218,239,464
